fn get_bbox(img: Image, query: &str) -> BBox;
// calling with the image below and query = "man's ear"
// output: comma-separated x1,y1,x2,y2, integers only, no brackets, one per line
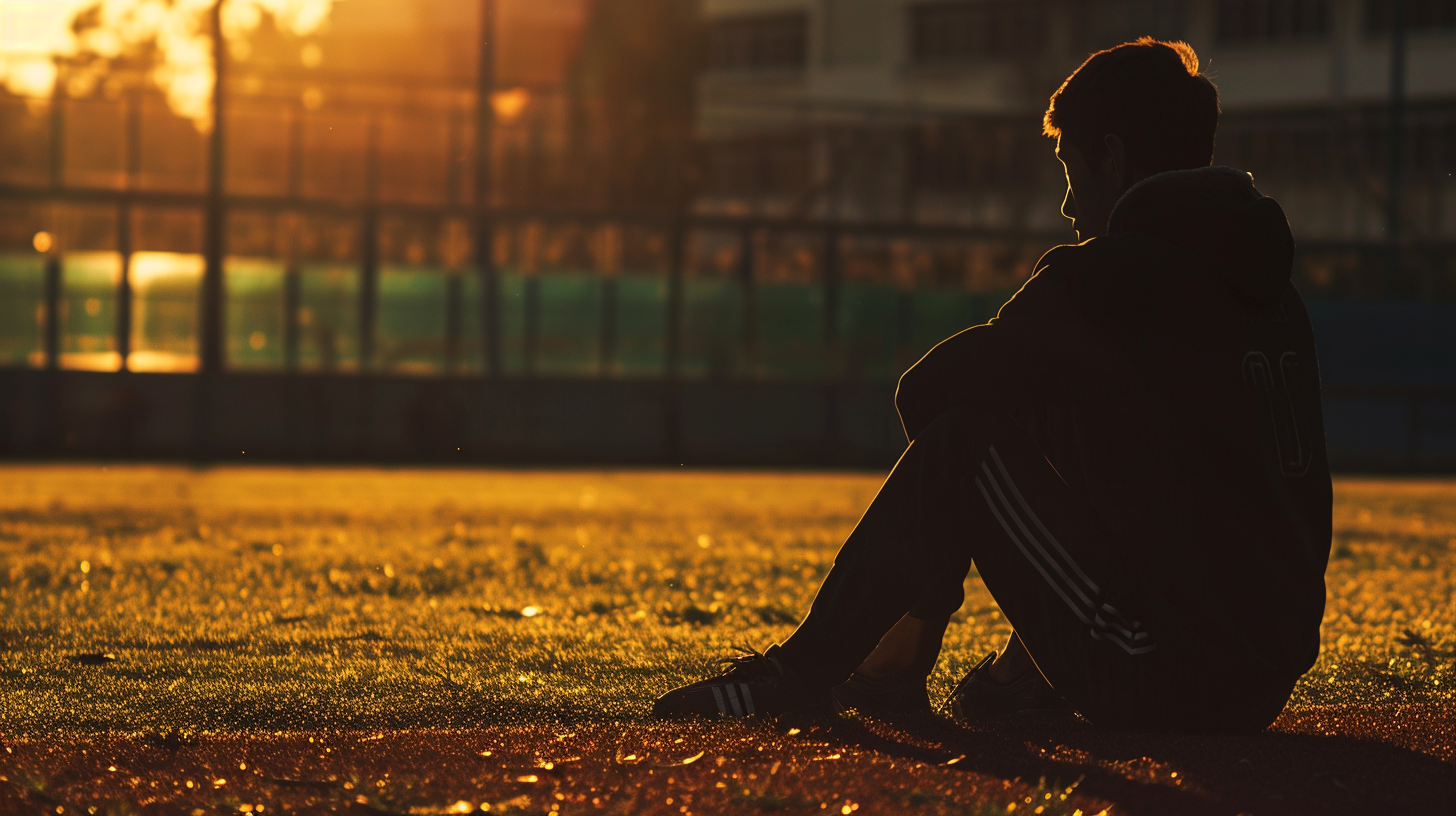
1102,133,1128,189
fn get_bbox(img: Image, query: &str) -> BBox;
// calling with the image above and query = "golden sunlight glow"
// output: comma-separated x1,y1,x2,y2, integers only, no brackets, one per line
0,0,337,130
491,86,530,123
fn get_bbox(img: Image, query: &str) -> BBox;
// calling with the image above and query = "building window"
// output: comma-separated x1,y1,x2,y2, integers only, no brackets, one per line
909,122,1033,192
1364,0,1456,32
1216,0,1330,44
909,1,1047,64
705,137,812,198
1080,1,1188,52
708,13,808,72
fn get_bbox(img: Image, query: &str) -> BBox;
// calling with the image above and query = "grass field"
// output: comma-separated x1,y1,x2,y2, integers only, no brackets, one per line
1,466,1454,815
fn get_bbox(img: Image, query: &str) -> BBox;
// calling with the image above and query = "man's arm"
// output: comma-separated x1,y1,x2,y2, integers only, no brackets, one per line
894,247,1081,442
894,321,1033,442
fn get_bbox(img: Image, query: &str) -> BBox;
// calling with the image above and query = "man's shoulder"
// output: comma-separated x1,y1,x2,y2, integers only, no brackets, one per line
997,240,1104,320
1000,233,1186,322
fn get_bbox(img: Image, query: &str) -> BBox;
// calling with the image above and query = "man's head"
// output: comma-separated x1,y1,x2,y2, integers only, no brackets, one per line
1044,38,1220,241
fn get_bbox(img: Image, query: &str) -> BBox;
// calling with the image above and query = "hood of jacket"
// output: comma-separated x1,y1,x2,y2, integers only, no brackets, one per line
1106,166,1295,306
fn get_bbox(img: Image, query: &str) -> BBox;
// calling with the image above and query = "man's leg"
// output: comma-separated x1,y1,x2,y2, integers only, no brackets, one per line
775,403,1205,727
659,403,1255,727
773,411,986,689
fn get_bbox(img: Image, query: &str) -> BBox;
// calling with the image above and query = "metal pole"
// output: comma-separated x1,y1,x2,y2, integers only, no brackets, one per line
599,273,617,378
43,254,61,370
192,0,228,459
118,91,141,370
117,201,132,369
45,59,64,373
664,222,685,381
283,263,301,371
201,0,226,374
598,223,618,377
475,0,500,377
738,228,755,376
445,270,463,372
1386,0,1407,295
359,116,380,371
823,228,840,352
49,62,65,189
662,220,685,462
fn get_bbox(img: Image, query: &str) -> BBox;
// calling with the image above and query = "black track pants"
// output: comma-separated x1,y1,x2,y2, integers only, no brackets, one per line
776,405,1292,731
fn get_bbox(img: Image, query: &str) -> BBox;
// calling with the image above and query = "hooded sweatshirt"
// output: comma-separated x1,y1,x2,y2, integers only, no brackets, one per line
895,166,1332,689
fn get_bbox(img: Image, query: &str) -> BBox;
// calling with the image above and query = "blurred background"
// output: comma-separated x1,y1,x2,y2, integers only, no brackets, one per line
0,0,1452,469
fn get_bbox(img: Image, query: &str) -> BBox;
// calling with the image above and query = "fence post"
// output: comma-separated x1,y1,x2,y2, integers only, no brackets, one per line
665,221,685,379
738,226,755,375
600,274,617,378
359,117,380,371
663,219,686,461
117,203,132,371
200,0,226,375
43,254,61,370
117,91,139,371
823,227,840,359
45,59,64,375
523,270,540,376
445,270,463,374
283,263,301,371
822,226,841,459
475,0,500,378
194,0,228,460
1386,0,1407,295
359,211,378,371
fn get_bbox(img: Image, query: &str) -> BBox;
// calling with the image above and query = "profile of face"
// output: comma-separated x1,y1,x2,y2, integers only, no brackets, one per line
1056,134,1137,242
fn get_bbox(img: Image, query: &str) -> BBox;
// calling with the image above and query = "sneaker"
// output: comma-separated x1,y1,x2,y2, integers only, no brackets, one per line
651,645,832,719
943,652,1074,721
831,670,933,715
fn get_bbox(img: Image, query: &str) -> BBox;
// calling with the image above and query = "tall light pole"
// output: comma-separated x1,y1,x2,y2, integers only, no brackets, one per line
201,0,227,374
475,0,500,377
1386,0,1407,294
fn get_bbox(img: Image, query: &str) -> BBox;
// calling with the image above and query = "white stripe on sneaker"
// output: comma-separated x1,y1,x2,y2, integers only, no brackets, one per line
711,685,726,715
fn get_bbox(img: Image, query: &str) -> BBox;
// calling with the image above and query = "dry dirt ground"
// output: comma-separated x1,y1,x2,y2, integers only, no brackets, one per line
1,466,1453,815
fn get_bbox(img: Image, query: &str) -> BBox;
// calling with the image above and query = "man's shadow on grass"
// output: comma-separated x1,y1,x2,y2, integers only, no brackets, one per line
814,711,1456,816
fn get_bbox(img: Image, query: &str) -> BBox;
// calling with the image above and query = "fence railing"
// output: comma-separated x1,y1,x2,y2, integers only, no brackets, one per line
5,208,1456,385
0,179,1073,382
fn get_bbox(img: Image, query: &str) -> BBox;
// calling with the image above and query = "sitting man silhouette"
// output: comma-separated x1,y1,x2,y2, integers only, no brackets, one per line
652,38,1331,732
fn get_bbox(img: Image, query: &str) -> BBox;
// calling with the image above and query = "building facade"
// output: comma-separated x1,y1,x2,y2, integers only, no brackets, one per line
696,1,1456,279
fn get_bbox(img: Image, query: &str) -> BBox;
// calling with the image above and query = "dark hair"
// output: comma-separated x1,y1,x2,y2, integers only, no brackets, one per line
1043,38,1220,174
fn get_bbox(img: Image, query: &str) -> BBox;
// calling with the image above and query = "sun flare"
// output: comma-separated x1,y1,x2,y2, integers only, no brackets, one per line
0,0,337,129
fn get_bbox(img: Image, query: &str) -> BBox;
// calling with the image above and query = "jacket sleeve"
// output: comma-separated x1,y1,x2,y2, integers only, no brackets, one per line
893,247,1078,442
894,320,1037,441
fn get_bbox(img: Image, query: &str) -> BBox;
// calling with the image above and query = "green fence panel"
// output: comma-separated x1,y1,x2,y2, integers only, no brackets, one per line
129,252,203,372
681,277,743,379
61,252,121,371
456,271,484,374
837,282,899,381
612,276,667,377
225,257,285,370
754,282,825,380
498,271,528,375
910,288,1009,357
377,265,447,374
535,272,601,376
298,263,360,372
0,253,44,367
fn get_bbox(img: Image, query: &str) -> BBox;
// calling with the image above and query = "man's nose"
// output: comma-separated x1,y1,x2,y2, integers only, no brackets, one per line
1061,186,1077,221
